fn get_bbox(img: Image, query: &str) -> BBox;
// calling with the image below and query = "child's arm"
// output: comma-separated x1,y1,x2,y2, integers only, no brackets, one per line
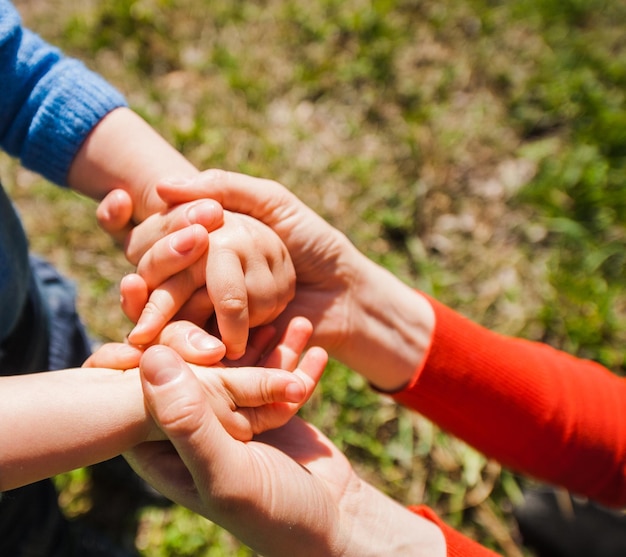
0,319,218,491
0,318,325,492
1,1,203,224
123,210,296,360
0,365,151,492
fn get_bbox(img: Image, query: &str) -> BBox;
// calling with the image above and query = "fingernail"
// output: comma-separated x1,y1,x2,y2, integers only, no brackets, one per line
185,200,220,225
284,380,305,402
127,323,147,345
170,227,197,254
148,347,183,386
189,330,224,352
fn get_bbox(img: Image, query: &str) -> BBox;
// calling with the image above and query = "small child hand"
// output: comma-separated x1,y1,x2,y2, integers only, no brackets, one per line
125,210,295,360
86,317,326,441
189,342,326,441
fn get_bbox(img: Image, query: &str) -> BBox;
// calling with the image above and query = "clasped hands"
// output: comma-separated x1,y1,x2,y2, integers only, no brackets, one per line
89,170,444,557
91,172,353,555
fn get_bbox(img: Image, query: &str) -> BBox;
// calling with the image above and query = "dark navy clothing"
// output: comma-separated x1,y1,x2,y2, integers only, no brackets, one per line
0,184,29,345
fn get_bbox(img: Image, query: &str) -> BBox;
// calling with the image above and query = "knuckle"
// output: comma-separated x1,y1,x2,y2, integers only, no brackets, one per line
144,300,169,319
216,295,248,319
157,396,204,436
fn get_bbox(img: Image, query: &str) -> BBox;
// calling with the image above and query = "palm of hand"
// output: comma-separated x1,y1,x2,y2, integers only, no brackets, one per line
127,417,355,557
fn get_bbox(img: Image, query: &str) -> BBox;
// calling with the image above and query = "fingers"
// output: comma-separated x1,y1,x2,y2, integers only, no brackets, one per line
229,324,277,367
205,211,295,359
96,189,134,246
120,273,149,324
140,346,218,440
136,225,209,291
206,366,309,407
85,321,225,371
83,342,143,369
213,345,328,437
206,247,249,360
138,346,239,503
173,288,215,326
261,316,313,370
155,320,225,366
223,316,313,369
125,199,223,265
126,225,208,344
157,170,294,226
290,346,328,399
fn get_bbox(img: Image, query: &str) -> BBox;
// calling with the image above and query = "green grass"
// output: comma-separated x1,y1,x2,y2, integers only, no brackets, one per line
4,0,626,554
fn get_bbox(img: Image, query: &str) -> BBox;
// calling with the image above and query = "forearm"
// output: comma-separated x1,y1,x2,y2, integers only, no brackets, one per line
67,107,198,220
336,253,434,391
341,479,445,557
1,1,195,218
0,367,152,491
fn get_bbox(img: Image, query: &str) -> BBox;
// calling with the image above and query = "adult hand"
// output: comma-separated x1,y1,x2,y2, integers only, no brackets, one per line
157,171,357,347
99,170,435,390
125,345,445,557
156,170,435,390
98,175,357,353
86,317,327,442
84,319,226,369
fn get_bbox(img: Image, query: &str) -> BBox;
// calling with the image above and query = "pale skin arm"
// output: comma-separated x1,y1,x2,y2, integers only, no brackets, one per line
126,345,446,556
0,319,325,492
67,107,200,222
0,364,151,492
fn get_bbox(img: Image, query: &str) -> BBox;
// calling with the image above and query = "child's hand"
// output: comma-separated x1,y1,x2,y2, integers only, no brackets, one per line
86,317,326,441
187,343,326,441
125,210,295,360
84,320,227,370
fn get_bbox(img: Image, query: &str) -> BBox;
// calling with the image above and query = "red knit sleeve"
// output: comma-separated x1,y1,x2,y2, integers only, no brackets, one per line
393,294,626,507
409,506,500,556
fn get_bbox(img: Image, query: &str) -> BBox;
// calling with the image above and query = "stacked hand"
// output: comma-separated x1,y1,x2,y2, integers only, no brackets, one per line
124,343,445,557
86,317,326,442
100,170,434,390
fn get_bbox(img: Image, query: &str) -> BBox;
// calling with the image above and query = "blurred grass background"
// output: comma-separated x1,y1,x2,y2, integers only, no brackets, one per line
2,0,626,554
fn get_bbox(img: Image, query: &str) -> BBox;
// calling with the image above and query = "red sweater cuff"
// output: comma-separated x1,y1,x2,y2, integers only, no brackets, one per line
409,506,499,556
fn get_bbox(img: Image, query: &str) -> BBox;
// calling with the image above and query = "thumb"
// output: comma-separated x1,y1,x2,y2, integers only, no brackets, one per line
157,169,295,228
139,346,230,481
96,189,134,245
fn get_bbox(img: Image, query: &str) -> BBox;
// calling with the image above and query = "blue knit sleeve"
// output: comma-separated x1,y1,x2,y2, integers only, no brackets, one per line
0,0,127,186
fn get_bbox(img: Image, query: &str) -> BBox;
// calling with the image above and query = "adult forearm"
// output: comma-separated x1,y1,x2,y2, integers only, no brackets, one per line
341,479,446,557
67,107,198,221
0,367,152,491
336,254,434,392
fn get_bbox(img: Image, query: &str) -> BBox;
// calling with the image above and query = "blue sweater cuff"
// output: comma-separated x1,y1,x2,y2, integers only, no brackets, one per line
19,58,128,186
0,0,127,187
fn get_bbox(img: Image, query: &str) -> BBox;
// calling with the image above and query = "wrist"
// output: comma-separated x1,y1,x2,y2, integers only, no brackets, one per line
338,477,445,556
337,257,435,391
68,107,199,220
